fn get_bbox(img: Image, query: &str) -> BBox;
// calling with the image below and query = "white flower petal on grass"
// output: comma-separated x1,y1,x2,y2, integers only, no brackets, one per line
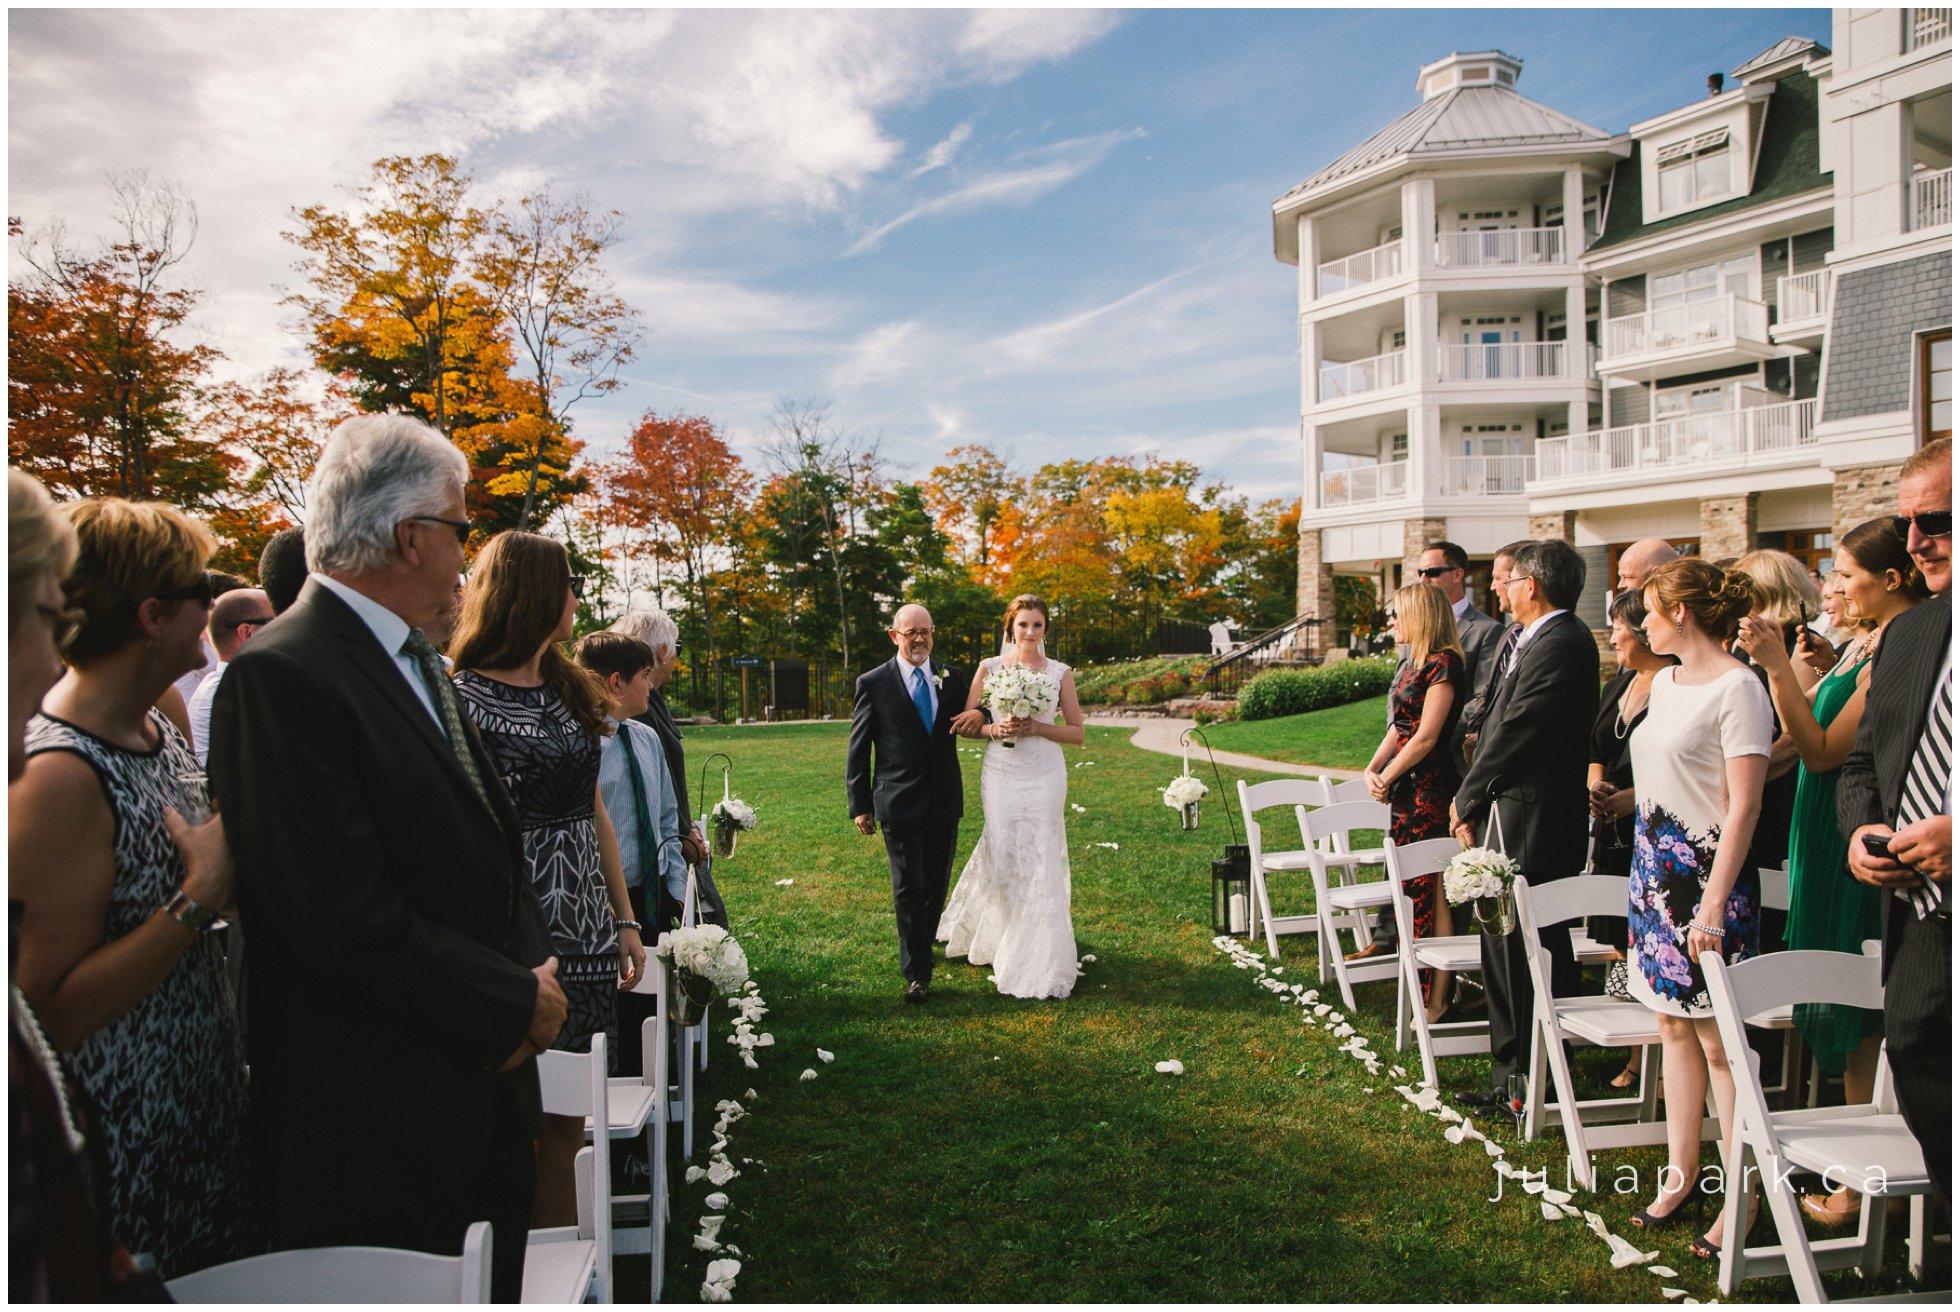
706,1159,739,1186
685,1166,706,1183
1661,1289,1687,1301
1081,954,1097,963
740,1053,758,1069
817,1048,834,1063
774,878,795,886
799,1068,817,1082
1070,804,1086,813
724,1245,742,1257
1559,1203,1581,1219
756,1033,774,1047
1541,1187,1573,1206
1482,1140,1504,1158
1647,1265,1677,1278
1154,1060,1185,1075
1582,1211,1608,1238
692,1233,722,1252
744,1088,757,1101
1444,1124,1467,1144
1521,1177,1547,1196
705,1192,729,1210
1493,1160,1519,1180
1540,1201,1564,1222
701,1281,733,1302
704,1259,742,1284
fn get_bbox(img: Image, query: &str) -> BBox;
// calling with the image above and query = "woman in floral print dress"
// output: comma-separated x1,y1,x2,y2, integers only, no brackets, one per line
1624,558,1772,1259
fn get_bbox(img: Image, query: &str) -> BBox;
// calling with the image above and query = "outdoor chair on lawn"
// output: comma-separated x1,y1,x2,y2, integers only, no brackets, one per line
1385,837,1489,1088
524,1035,614,1304
1235,778,1334,958
682,860,711,1077
1512,875,1701,1192
1316,776,1390,949
651,932,697,1162
1301,798,1398,1010
1705,951,1940,1303
585,1009,666,1300
166,1222,492,1303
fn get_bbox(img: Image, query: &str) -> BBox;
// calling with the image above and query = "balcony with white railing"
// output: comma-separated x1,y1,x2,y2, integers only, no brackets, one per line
1598,294,1777,382
1529,398,1819,490
1773,270,1833,343
1319,459,1410,508
1911,8,1951,50
1319,348,1408,403
1434,226,1565,269
1440,454,1534,496
1316,239,1406,298
1912,168,1952,231
1436,341,1567,383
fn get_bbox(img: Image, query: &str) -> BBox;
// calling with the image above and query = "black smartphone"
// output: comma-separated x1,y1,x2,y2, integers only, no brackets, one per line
1861,832,1897,860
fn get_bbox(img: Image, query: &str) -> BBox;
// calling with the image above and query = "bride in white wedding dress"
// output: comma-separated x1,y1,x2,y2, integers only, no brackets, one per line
938,594,1086,1000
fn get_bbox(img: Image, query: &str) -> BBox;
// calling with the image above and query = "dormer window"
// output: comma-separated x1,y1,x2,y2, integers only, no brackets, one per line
1656,129,1732,210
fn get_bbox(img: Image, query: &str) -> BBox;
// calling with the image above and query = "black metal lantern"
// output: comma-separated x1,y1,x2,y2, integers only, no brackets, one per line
1212,847,1252,936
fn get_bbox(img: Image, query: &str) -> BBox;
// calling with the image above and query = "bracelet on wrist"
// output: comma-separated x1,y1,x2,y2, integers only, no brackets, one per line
614,919,642,933
162,888,217,933
1688,918,1725,937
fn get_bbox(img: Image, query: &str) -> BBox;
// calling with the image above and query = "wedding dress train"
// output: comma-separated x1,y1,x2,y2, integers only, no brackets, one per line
937,659,1077,999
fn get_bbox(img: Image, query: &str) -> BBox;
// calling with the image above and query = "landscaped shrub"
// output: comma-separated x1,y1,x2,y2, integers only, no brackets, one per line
1072,656,1208,706
1236,656,1398,722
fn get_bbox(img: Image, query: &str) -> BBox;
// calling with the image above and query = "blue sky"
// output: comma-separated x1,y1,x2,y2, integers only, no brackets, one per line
8,7,1832,502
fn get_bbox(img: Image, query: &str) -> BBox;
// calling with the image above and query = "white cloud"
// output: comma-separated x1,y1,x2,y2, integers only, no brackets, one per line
848,127,1145,254
830,320,934,391
954,9,1126,81
911,122,975,177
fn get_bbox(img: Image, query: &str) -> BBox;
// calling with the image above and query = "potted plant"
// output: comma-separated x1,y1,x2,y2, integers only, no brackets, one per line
652,925,751,1025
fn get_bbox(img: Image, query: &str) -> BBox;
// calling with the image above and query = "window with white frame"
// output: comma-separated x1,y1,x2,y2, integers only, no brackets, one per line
1656,129,1732,211
1650,253,1757,310
1653,383,1731,418
1388,432,1409,462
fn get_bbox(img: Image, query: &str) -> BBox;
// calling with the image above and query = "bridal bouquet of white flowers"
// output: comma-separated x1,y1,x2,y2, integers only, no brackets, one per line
1161,774,1208,809
1442,847,1520,905
710,798,758,831
655,924,751,996
983,663,1055,748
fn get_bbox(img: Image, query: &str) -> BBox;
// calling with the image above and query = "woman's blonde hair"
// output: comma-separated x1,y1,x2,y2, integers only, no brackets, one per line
448,531,610,738
8,471,76,641
1643,557,1757,643
59,498,215,667
1731,549,1822,630
1394,583,1462,667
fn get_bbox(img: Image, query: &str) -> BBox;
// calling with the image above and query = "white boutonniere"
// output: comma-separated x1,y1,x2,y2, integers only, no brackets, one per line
929,667,944,689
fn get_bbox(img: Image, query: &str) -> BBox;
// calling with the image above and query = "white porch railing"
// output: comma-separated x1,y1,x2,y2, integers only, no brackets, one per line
1912,168,1952,231
1602,294,1770,361
1532,398,1819,484
1437,341,1566,382
1440,454,1534,496
1320,459,1410,507
1320,348,1407,401
1911,8,1951,49
1316,239,1404,297
1776,269,1833,324
1434,226,1564,268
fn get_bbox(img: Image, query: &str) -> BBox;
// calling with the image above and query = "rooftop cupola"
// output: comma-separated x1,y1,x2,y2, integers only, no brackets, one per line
1416,50,1523,100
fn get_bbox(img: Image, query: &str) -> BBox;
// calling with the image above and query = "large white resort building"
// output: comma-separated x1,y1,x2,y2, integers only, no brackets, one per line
1275,10,1952,654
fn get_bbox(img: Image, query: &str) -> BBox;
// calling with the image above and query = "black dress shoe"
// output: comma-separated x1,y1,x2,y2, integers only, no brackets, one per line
904,981,929,1005
1453,1087,1503,1112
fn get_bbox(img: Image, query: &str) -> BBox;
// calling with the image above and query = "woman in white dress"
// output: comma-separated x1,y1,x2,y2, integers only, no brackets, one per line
938,594,1086,999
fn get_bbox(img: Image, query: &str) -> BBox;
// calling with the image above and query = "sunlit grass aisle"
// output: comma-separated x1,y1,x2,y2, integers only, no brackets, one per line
664,723,1871,1303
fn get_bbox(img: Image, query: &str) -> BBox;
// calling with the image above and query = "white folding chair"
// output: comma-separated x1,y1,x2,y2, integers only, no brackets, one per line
653,941,697,1162
1301,799,1398,1010
683,859,710,1076
1235,778,1333,957
1746,865,1805,1102
1385,837,1490,1088
1705,952,1939,1302
167,1222,493,1303
587,1012,665,1298
1513,875,1714,1192
526,1035,613,1303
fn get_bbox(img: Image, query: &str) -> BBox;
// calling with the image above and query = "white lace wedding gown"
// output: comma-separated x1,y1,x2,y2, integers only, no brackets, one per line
937,658,1078,999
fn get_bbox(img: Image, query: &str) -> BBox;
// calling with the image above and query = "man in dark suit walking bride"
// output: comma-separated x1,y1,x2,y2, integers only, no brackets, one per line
847,604,983,1004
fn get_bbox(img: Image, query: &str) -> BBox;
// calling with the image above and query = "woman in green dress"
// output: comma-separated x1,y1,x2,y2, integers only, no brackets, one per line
1735,516,1927,1227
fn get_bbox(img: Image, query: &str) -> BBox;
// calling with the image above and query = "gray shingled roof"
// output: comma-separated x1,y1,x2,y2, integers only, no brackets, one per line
1731,35,1825,81
1276,83,1616,207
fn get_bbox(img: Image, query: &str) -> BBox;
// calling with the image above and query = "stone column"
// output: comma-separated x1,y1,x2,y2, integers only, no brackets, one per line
1529,510,1577,543
1298,525,1336,660
1832,462,1904,538
1698,493,1759,561
1402,516,1449,584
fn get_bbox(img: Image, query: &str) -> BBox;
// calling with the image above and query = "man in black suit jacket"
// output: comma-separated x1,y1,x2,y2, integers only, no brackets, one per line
847,603,981,1003
1840,438,1951,1200
1451,538,1598,1106
1457,539,1532,764
209,416,565,1301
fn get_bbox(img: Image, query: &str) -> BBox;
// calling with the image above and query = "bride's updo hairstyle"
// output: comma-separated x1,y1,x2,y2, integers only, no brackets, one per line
1003,593,1049,640
1642,557,1758,643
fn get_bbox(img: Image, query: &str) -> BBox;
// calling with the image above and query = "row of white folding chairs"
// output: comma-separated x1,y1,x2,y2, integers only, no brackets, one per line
1235,776,1386,964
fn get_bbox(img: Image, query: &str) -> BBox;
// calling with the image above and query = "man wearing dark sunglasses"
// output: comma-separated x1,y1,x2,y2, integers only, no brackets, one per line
186,588,273,766
1840,435,1952,1203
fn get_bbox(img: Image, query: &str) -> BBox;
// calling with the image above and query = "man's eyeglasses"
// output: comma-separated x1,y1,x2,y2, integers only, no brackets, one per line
409,515,472,546
1894,511,1953,541
893,627,934,639
1496,575,1533,592
1415,565,1459,579
153,574,215,606
36,602,84,650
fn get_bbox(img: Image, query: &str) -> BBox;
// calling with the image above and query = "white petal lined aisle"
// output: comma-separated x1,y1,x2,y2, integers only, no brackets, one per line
1209,935,1712,1303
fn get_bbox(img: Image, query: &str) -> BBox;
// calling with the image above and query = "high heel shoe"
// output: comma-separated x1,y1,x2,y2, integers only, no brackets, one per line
1800,1191,1860,1229
1628,1192,1702,1232
1608,1061,1640,1090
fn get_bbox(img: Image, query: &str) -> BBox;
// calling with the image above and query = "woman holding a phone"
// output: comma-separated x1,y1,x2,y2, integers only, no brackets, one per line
1736,517,1927,1228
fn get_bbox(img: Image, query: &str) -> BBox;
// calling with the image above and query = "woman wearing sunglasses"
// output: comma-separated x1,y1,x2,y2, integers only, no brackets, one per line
10,497,253,1278
448,530,644,1229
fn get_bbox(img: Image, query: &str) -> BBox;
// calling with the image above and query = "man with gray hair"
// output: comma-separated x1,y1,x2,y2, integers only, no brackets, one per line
209,414,562,1301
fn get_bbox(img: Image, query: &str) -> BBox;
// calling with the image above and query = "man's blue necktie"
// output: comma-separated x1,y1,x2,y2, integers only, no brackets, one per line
911,665,935,732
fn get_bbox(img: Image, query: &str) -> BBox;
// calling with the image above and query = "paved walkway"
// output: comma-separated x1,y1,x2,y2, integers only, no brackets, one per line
1085,713,1364,781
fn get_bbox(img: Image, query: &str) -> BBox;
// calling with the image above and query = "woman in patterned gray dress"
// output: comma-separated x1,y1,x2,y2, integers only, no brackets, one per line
10,498,255,1277
449,530,645,1229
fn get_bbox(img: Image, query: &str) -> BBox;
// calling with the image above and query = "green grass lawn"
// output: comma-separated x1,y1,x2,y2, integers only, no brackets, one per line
1196,696,1390,770
650,722,1921,1303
